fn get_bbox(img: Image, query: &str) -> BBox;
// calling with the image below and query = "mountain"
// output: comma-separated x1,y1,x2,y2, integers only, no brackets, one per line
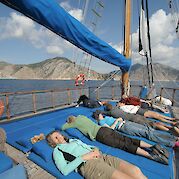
109,63,179,81
0,57,105,80
0,58,178,81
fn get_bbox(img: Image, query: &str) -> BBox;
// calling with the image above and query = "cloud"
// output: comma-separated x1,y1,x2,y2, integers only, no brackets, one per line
46,46,64,55
68,9,83,21
0,12,76,55
0,12,34,39
60,1,83,22
60,1,71,11
112,9,179,70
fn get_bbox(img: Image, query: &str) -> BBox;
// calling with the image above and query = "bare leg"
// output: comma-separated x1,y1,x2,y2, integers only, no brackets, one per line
140,141,152,148
116,159,147,179
153,122,171,131
174,127,179,136
136,147,151,158
144,111,175,124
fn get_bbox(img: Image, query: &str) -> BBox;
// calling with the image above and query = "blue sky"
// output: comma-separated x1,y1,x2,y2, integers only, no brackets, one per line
0,0,179,73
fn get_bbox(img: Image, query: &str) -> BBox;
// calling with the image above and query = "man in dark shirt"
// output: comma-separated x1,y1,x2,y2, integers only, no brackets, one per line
76,95,107,108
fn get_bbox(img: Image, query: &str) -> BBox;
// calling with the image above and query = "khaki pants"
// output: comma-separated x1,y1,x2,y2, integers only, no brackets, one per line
79,154,121,179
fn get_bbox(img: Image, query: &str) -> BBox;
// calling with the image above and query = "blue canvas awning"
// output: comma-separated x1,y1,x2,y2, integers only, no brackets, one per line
0,0,131,72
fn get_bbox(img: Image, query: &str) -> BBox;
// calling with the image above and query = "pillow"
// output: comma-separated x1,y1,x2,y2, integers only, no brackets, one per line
16,127,55,152
65,128,83,139
32,140,53,162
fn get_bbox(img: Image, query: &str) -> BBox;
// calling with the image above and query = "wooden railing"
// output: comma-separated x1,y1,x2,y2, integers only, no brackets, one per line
0,84,178,121
160,87,179,106
0,87,89,120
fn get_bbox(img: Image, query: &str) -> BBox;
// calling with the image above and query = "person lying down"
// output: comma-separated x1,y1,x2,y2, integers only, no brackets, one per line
61,115,169,165
46,130,147,179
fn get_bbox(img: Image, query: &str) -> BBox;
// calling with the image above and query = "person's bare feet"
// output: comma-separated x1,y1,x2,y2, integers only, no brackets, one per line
174,127,179,136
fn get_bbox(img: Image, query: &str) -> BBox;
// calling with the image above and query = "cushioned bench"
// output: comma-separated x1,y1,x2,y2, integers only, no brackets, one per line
0,104,175,179
0,164,27,179
0,152,13,174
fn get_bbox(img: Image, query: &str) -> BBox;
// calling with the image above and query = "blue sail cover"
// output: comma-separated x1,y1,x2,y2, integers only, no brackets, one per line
0,0,131,72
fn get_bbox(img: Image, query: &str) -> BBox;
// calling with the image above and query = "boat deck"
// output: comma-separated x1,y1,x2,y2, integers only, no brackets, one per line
1,105,179,179
6,143,55,179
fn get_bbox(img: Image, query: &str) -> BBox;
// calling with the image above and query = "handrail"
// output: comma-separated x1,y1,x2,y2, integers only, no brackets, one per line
0,87,89,120
0,84,178,121
160,87,179,106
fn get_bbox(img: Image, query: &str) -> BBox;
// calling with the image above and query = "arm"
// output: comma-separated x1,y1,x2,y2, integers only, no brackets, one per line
151,104,169,113
102,118,121,130
53,148,84,176
61,123,74,130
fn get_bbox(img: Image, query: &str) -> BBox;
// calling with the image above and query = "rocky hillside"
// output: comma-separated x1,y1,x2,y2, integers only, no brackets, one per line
0,58,178,81
109,63,179,81
0,57,105,80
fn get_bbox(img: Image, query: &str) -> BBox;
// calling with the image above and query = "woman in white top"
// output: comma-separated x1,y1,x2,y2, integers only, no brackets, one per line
117,102,176,125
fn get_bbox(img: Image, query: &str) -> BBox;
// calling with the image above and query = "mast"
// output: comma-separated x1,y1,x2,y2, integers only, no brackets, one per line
121,0,131,98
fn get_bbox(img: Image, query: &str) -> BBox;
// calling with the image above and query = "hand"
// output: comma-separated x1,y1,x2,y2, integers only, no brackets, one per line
82,150,101,161
76,104,79,107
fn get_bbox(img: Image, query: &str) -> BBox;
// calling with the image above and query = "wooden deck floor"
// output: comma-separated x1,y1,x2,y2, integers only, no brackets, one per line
6,143,55,179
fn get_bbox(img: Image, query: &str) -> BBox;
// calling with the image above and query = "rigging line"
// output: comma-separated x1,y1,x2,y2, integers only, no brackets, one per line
137,0,147,86
172,0,179,19
167,0,178,36
73,0,86,67
169,0,179,24
92,70,121,93
153,67,179,102
152,67,179,105
145,0,154,84
139,0,151,86
173,0,179,33
85,0,105,80
153,64,179,88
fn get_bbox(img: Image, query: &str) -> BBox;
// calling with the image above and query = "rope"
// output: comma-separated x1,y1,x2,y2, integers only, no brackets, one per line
167,0,179,36
152,66,179,105
92,70,121,93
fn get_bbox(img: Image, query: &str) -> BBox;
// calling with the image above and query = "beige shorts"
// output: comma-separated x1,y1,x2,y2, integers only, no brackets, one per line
79,154,121,179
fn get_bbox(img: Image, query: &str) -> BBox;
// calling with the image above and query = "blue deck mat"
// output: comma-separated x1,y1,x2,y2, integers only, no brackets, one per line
0,104,175,179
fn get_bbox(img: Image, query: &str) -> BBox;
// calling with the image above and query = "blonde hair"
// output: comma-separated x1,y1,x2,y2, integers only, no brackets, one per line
67,116,76,123
46,130,58,148
46,130,69,148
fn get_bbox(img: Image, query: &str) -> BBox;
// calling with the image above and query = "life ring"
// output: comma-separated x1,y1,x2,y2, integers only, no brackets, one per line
75,74,85,86
0,100,4,117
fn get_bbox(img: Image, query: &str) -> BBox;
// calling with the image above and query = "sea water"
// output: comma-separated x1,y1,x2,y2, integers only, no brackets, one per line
0,79,178,118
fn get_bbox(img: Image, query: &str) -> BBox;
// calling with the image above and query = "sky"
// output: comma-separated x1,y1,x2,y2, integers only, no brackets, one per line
0,0,179,73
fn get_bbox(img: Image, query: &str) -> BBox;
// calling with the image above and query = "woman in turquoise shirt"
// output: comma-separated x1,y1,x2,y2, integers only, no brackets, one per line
46,130,147,179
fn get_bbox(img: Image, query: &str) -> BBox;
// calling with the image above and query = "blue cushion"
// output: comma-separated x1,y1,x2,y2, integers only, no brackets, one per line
32,140,53,162
65,128,83,139
0,164,27,179
16,127,55,151
0,152,13,174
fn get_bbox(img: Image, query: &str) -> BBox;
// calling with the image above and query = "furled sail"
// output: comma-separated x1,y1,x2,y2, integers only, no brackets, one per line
0,0,131,72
